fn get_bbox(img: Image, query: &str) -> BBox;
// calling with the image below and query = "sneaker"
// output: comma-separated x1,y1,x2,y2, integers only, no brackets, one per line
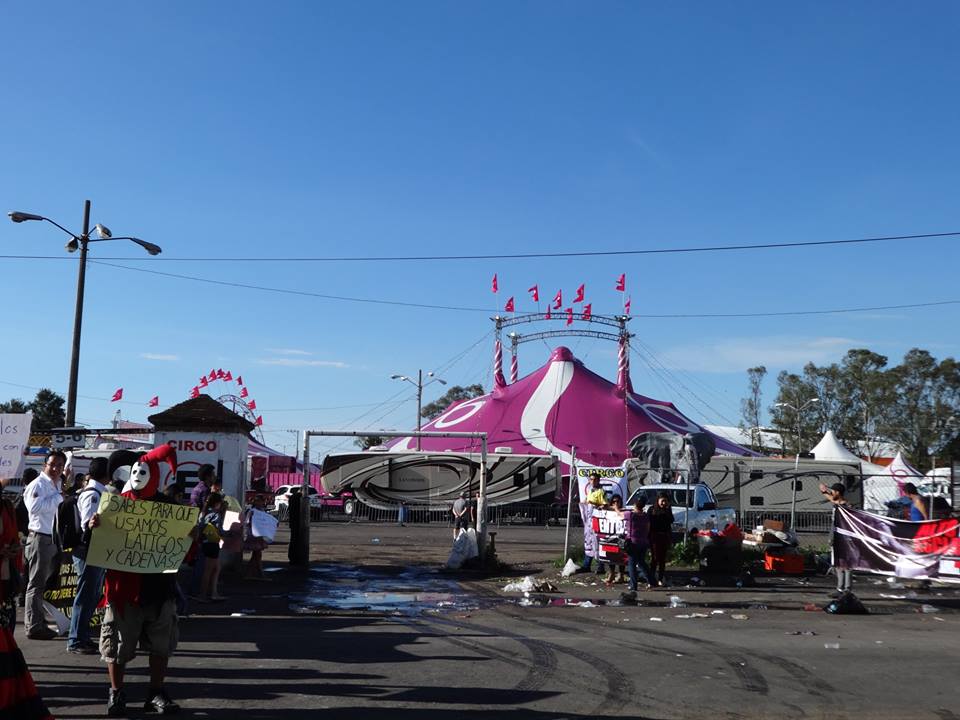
144,687,180,715
107,687,127,717
67,642,99,655
26,627,58,640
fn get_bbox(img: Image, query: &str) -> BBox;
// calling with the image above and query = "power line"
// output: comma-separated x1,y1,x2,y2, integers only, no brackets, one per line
2,230,957,263
83,259,960,318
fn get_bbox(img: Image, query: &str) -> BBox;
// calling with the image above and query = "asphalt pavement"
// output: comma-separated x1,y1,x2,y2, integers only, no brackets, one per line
17,522,960,719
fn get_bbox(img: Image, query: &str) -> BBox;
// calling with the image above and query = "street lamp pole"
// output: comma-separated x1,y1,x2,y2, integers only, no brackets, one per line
391,370,446,451
775,397,819,531
8,200,160,427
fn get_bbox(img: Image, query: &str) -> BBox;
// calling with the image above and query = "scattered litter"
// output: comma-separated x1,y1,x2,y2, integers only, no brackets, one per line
785,630,817,636
879,594,907,599
230,612,248,617
668,595,687,608
824,592,869,615
749,604,768,610
803,603,819,612
578,600,597,608
649,617,663,622
675,614,692,619
934,617,945,622
503,576,536,593
711,610,725,615
875,641,883,644
675,653,684,657
690,612,710,618
561,559,580,577
731,614,749,620
371,538,381,544
265,567,284,572
917,604,938,614
824,643,840,649
574,581,588,586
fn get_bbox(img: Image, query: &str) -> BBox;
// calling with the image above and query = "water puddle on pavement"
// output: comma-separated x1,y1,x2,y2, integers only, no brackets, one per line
289,564,493,616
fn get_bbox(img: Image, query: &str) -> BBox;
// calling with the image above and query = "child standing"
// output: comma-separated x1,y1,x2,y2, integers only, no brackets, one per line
199,493,226,602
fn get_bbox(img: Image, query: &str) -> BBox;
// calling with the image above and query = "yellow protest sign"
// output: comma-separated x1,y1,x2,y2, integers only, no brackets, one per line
86,494,199,574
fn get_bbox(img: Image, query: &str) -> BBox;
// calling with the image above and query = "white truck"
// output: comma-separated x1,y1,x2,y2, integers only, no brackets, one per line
626,482,736,535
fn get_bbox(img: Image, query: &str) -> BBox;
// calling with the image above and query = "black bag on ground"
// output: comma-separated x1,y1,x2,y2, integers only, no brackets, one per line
824,591,869,615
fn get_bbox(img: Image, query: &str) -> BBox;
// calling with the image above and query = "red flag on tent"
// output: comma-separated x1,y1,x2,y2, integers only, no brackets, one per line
504,297,515,312
615,273,626,292
208,369,217,382
552,290,562,309
491,273,498,293
573,283,585,303
111,388,123,402
236,375,243,385
148,396,159,407
190,386,200,399
582,303,592,321
224,370,233,381
255,415,263,427
199,376,209,388
528,285,539,302
216,368,225,379
247,399,257,410
545,306,552,320
239,387,249,398
565,307,573,326
625,296,632,315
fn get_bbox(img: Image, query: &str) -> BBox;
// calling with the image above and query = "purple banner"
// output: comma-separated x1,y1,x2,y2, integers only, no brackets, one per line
834,506,960,584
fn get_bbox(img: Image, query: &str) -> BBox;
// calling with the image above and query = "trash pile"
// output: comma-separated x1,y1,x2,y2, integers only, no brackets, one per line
503,576,560,593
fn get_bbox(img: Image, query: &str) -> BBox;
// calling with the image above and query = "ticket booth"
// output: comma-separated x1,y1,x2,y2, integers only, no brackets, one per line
148,395,254,500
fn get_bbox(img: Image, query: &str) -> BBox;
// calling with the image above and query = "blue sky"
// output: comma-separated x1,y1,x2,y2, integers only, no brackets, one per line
2,2,958,459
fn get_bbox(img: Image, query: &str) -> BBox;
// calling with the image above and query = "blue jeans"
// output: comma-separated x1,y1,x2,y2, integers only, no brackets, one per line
68,554,106,648
626,544,652,590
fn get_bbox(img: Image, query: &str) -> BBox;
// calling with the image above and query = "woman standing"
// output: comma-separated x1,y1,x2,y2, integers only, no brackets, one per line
625,497,653,591
649,492,675,587
1,478,54,720
603,495,627,585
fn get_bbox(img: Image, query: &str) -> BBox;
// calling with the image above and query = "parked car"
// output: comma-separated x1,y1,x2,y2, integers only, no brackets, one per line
272,484,356,518
626,483,736,534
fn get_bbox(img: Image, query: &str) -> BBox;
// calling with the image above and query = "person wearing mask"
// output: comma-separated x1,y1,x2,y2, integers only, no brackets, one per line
66,458,109,654
648,492,675,587
23,451,65,640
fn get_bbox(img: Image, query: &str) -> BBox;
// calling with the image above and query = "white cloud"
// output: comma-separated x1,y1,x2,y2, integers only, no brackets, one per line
140,353,179,362
264,348,312,356
256,358,348,368
656,336,864,373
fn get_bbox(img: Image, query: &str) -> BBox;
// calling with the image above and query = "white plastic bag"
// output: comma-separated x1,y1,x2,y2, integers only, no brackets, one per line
560,558,579,577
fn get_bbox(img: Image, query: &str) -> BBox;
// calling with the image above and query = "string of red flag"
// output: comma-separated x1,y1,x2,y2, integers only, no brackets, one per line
487,273,630,316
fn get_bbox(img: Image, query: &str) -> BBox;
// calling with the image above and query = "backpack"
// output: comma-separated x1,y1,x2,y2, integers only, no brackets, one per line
13,493,29,535
54,488,101,552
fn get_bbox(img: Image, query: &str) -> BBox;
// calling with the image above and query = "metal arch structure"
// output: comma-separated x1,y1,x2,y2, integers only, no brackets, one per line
490,312,633,386
218,393,265,443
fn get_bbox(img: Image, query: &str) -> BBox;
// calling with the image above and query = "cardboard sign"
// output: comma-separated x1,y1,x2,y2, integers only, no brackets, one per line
250,508,278,541
43,551,104,629
0,412,33,477
86,494,199,573
592,508,628,563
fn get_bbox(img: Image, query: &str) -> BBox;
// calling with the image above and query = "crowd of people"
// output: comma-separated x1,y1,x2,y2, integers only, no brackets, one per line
580,472,676,590
0,450,276,718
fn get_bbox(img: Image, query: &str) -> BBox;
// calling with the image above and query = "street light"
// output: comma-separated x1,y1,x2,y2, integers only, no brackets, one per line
775,397,819,531
7,200,161,425
391,370,447,450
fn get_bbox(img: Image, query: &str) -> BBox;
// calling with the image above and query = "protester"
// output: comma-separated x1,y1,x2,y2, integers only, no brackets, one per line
189,464,216,509
1,478,54,720
199,493,226,602
94,445,195,716
625,496,653,591
820,482,853,596
451,491,470,539
649,491,675,587
66,457,108,654
579,473,607,574
603,494,627,585
900,483,929,521
242,494,269,580
23,450,66,640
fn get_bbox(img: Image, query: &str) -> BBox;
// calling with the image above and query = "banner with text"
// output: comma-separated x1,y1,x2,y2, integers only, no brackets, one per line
593,508,628,564
87,495,199,573
0,412,33,478
834,506,960,584
576,464,629,504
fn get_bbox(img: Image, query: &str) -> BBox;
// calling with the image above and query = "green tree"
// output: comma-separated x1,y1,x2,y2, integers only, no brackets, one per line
771,371,821,457
0,398,30,414
738,366,766,451
836,349,892,459
29,388,66,430
420,384,485,420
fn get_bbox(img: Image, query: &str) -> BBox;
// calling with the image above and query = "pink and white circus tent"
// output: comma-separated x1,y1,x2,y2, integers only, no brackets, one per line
386,346,753,469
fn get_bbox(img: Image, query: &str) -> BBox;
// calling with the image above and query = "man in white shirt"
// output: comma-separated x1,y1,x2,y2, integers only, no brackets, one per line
67,457,109,653
24,450,65,639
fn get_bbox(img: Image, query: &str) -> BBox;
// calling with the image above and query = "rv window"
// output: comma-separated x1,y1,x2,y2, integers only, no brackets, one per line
749,496,764,506
792,480,803,491
513,473,524,488
749,470,763,481
536,467,546,485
